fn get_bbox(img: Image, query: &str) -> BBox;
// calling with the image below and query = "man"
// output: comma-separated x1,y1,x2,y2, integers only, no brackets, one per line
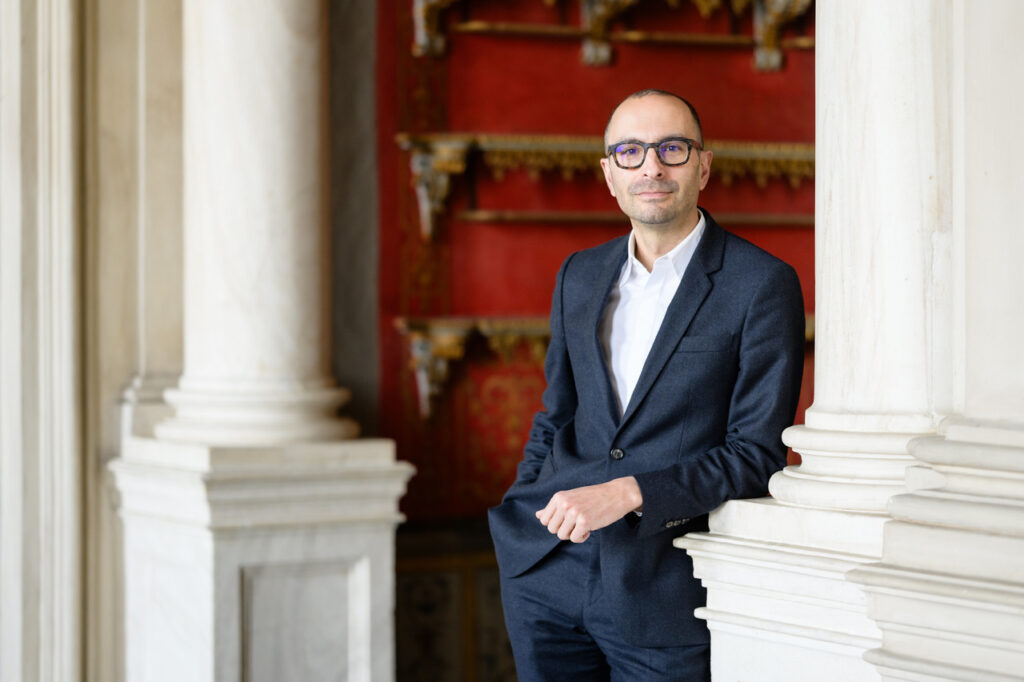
488,89,805,680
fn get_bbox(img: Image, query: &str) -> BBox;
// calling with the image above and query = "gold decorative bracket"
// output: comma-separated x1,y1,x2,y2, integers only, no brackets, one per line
397,134,472,241
581,0,640,66
754,0,814,70
395,317,550,419
413,0,461,57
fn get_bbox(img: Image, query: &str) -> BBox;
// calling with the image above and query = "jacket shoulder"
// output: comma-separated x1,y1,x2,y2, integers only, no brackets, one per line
559,234,628,279
719,228,797,279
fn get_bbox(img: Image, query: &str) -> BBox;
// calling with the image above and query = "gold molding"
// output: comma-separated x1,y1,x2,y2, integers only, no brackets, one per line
396,132,814,238
395,314,814,418
414,0,814,69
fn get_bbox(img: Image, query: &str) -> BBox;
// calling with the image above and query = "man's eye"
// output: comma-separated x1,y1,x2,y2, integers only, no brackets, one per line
619,146,639,156
662,143,682,153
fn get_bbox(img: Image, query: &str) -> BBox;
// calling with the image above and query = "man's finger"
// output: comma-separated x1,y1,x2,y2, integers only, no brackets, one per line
548,506,572,535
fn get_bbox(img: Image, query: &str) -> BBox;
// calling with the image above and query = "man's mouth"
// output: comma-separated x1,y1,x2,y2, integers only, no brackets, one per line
630,182,676,197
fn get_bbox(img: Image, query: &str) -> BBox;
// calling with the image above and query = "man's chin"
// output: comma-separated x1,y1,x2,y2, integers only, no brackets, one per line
630,211,677,227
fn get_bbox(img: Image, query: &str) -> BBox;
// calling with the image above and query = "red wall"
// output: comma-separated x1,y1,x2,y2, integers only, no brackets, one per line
378,1,815,521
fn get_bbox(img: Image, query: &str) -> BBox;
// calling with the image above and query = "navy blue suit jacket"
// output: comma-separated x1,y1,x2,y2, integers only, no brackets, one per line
488,210,805,646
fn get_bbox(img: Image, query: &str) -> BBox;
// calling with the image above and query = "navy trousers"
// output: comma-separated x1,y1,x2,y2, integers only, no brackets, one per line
499,534,711,682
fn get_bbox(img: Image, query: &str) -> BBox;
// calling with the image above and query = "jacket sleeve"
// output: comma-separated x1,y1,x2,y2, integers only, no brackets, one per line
632,262,805,537
513,254,579,487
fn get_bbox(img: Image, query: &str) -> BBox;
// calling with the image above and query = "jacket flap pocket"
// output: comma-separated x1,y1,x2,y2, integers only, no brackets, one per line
674,334,734,352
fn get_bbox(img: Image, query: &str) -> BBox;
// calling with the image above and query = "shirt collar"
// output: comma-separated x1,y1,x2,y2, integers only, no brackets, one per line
621,211,707,283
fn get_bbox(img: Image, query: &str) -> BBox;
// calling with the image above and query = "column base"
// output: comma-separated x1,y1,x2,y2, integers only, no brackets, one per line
157,382,358,446
774,423,924,513
675,498,885,681
109,435,414,682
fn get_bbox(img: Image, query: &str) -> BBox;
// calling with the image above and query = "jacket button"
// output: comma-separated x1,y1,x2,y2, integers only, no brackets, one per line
609,448,625,460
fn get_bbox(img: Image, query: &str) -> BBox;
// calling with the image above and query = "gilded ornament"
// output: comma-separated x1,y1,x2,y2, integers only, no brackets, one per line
691,0,723,19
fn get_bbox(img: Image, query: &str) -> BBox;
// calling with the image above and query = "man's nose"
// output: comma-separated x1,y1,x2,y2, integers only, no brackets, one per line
640,148,666,176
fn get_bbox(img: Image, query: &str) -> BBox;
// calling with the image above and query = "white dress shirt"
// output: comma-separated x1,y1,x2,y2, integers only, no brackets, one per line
599,214,706,416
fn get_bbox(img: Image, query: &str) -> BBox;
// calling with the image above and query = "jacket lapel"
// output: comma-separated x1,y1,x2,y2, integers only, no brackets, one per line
617,213,726,431
583,238,629,426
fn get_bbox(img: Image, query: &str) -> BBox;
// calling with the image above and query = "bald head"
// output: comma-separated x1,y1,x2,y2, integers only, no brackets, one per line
604,89,704,148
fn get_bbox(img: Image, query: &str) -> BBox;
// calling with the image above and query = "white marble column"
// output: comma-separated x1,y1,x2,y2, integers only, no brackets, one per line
676,2,952,679
1,1,82,679
111,2,413,681
850,2,1024,679
155,0,355,446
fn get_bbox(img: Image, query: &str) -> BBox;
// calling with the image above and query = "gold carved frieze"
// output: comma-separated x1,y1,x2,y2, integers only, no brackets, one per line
414,0,813,70
711,141,814,188
395,316,550,418
396,314,813,418
396,132,814,238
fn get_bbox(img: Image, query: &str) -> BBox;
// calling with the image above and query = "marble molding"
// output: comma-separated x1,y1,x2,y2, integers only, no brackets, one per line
849,424,1024,681
414,0,814,68
396,132,814,240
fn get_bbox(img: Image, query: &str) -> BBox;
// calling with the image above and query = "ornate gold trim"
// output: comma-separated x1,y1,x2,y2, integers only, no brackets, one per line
415,0,814,69
395,314,814,418
396,133,814,237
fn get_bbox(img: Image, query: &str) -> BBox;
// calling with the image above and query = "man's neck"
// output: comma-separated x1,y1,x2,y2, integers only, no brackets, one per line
631,212,702,272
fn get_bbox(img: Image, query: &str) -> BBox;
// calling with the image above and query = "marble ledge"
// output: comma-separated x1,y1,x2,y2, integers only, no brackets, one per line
696,497,887,558
110,436,414,529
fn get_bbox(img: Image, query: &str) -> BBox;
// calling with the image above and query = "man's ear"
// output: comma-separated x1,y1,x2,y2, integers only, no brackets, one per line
698,149,713,191
600,157,617,197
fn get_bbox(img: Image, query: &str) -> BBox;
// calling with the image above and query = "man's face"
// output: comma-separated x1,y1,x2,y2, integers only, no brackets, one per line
600,95,713,231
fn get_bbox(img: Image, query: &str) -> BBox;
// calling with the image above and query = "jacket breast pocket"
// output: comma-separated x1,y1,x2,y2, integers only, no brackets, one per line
673,333,735,353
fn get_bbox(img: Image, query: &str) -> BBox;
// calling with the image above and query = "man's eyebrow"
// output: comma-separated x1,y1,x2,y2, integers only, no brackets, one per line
608,135,694,146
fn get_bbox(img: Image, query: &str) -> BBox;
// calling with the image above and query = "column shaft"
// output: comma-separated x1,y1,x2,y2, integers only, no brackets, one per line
157,0,354,445
773,0,952,511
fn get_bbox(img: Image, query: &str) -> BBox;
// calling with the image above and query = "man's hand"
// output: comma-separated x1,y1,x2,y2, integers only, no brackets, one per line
535,476,643,543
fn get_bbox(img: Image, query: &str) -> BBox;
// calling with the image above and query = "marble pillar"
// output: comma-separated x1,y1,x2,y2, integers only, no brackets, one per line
154,0,354,447
1,1,82,679
112,2,413,680
850,2,1024,679
676,2,952,679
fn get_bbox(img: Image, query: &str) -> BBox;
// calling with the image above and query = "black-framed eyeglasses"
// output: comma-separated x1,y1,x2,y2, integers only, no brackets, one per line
606,137,702,169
